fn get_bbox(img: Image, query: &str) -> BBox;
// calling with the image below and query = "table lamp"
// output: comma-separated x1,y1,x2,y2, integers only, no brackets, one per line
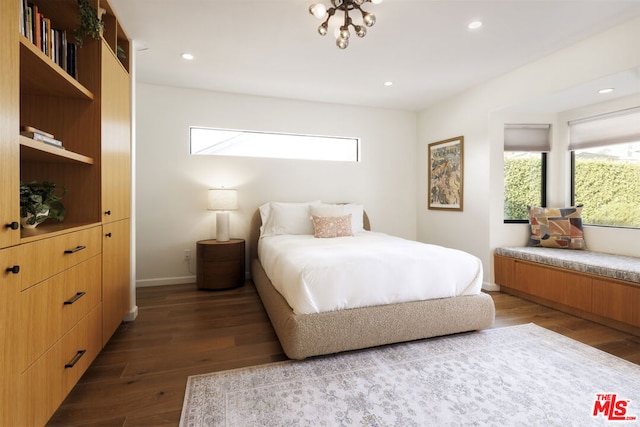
207,188,238,242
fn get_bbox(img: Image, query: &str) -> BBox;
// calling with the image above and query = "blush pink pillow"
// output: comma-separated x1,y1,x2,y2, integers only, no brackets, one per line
311,214,353,238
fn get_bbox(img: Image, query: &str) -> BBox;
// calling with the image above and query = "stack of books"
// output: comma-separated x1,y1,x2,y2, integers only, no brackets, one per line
19,0,78,79
20,126,64,149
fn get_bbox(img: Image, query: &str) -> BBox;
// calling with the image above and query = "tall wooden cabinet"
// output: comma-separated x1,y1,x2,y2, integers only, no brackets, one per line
100,18,132,346
0,0,132,425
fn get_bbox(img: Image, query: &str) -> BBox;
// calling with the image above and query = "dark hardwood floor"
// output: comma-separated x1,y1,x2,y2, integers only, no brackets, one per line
47,282,640,427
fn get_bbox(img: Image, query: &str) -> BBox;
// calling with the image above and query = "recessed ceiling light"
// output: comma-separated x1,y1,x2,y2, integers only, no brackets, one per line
468,21,483,30
598,88,614,94
181,52,194,60
384,81,393,87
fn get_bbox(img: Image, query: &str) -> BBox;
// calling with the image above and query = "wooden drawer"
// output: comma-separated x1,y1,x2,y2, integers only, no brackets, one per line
19,255,102,372
494,254,515,287
592,279,640,327
18,226,102,291
18,304,102,427
515,261,592,311
197,239,245,290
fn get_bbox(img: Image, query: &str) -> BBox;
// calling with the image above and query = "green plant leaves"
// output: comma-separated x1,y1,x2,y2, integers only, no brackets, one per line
19,181,67,225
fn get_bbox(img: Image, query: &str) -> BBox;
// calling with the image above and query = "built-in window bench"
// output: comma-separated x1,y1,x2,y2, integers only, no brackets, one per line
494,247,640,335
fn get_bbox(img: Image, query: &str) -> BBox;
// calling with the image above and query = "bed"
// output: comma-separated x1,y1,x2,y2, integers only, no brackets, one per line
250,202,495,360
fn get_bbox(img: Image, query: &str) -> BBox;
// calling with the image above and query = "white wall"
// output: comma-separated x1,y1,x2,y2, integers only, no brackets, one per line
417,16,640,288
135,84,417,286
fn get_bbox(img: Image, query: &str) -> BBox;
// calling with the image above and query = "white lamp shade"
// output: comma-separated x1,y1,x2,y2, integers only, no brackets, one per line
208,189,238,211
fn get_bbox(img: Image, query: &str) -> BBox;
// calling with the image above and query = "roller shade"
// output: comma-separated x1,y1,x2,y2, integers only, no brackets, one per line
504,124,551,151
568,106,640,151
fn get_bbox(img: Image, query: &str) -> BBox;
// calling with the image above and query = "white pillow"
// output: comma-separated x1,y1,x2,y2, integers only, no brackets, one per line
309,204,343,217
260,201,321,237
310,203,365,233
343,203,365,233
258,202,271,236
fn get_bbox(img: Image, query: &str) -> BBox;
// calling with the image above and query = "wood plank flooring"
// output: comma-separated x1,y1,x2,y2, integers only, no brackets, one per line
47,282,640,427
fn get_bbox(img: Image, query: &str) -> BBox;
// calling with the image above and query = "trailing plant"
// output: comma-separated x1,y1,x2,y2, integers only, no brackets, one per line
117,45,126,59
20,181,67,226
75,0,104,47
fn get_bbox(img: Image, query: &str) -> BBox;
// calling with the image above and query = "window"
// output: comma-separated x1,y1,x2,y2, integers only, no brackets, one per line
569,107,640,228
190,127,360,162
503,124,550,222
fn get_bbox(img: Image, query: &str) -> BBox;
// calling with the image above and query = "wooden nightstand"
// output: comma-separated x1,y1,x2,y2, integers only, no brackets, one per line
196,239,245,290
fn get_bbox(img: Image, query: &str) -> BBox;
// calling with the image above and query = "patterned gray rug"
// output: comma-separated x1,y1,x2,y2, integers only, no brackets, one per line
180,323,639,426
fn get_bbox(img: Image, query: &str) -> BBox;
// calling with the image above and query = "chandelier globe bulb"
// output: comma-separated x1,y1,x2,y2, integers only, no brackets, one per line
339,27,350,40
363,12,376,27
309,3,327,19
318,22,329,36
336,37,349,49
371,0,383,4
353,0,365,5
355,25,367,37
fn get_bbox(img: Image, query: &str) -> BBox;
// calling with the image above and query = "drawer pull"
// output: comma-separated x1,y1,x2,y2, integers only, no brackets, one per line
104,210,112,216
64,292,86,305
64,245,87,254
5,221,19,230
105,232,112,238
6,265,20,274
64,349,87,369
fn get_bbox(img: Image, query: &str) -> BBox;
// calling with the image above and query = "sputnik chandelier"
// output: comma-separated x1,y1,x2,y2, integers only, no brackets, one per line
308,0,383,49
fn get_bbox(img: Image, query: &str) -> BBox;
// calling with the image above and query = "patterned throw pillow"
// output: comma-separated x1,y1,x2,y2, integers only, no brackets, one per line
527,206,585,249
311,214,353,238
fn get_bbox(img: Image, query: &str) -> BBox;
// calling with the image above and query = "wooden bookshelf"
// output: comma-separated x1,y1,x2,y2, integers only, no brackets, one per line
19,221,101,243
100,0,130,72
20,36,93,99
20,135,94,164
3,0,131,424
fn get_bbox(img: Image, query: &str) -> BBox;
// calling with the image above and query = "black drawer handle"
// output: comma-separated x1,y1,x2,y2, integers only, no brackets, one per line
6,265,20,274
63,292,86,305
64,349,87,369
64,245,86,254
104,210,111,216
105,232,112,238
5,222,19,230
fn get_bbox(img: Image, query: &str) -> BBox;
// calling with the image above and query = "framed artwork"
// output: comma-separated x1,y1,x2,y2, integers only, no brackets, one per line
428,136,464,211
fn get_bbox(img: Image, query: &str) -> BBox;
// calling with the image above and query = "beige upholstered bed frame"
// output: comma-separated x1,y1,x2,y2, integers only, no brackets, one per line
250,209,495,360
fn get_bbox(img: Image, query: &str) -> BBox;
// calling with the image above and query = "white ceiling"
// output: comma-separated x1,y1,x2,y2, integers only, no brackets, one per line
109,0,640,112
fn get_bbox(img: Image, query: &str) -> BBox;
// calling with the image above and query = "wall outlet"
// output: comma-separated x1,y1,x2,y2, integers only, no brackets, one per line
184,249,191,261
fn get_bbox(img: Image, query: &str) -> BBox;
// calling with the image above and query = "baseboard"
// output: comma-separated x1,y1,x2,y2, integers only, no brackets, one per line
136,275,196,287
125,305,138,322
482,281,500,292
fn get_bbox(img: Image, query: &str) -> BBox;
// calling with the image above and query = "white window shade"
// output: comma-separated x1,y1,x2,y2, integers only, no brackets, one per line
569,107,640,151
504,124,551,151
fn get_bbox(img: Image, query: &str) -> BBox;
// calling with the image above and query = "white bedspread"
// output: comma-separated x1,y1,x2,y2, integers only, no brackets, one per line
258,232,483,315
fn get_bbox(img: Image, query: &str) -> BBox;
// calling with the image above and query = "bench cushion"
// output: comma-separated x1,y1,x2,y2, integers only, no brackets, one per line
495,247,640,285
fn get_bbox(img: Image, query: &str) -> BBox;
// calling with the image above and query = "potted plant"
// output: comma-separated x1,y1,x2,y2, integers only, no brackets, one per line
75,0,104,47
20,181,67,228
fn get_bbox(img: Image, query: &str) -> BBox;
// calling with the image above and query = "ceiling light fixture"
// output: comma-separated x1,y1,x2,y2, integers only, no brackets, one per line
598,88,614,94
309,0,383,49
181,52,194,60
468,20,483,30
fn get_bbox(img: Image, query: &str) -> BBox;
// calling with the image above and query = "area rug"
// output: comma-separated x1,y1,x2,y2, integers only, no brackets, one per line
180,324,639,426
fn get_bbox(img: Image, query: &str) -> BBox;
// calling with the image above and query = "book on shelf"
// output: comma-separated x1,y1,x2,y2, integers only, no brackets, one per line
20,131,64,149
20,1,78,80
